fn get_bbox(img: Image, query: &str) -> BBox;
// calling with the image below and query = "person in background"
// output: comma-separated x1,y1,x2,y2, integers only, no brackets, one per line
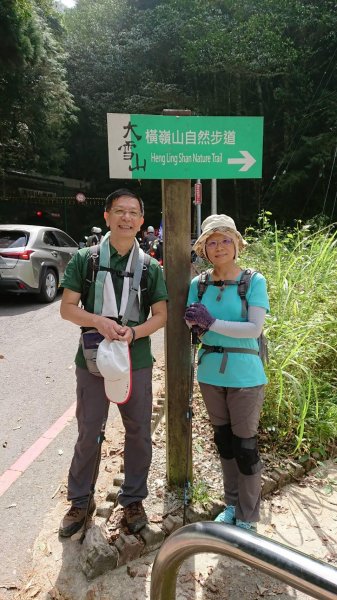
143,225,156,251
59,188,168,537
148,237,163,265
184,214,269,531
86,226,103,247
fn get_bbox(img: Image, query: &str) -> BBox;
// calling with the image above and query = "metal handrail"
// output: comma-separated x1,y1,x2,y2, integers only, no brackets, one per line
150,522,337,600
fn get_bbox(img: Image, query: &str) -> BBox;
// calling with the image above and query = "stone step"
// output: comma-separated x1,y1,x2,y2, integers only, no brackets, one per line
113,474,124,487
106,486,120,502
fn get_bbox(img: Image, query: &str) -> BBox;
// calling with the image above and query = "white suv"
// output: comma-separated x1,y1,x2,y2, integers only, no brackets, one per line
0,225,78,302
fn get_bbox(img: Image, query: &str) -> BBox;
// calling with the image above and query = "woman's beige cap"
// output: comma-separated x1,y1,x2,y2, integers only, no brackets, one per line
193,214,247,258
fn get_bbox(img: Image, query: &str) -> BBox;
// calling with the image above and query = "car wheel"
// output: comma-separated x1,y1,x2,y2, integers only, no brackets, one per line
39,268,58,303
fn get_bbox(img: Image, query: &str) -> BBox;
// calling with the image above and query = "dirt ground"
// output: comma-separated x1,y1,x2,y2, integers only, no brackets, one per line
3,360,337,600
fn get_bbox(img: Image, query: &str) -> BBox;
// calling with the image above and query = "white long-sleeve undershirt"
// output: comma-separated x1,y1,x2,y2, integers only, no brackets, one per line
208,305,266,338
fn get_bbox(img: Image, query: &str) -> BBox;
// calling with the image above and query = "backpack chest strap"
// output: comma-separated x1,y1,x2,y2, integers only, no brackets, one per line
199,343,259,374
197,268,257,318
93,235,143,321
99,267,133,277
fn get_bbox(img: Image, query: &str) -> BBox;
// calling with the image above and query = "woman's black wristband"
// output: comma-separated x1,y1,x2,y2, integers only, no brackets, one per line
130,327,136,346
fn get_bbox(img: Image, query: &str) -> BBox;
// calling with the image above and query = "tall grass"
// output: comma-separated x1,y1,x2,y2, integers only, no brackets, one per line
243,213,337,458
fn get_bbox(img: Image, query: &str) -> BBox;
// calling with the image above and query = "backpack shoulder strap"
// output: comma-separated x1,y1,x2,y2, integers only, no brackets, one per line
197,269,211,302
141,252,151,287
237,268,257,319
121,247,146,325
82,244,151,314
238,269,268,364
81,245,100,308
140,251,151,313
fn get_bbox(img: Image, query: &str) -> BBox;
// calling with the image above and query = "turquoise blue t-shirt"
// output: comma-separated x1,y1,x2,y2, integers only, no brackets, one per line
187,271,270,388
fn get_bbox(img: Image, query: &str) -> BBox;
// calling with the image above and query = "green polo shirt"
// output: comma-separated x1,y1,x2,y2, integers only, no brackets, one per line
61,245,168,371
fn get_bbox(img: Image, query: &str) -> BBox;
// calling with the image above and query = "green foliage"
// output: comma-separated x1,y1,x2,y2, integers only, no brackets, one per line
1,0,336,224
174,479,211,507
243,213,337,458
190,480,211,506
61,0,336,222
0,0,35,70
0,0,76,174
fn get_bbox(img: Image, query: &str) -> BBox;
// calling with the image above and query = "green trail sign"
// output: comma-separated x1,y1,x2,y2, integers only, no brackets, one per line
107,113,263,180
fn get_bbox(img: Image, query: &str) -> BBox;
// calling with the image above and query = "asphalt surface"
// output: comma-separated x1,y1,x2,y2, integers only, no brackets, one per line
0,290,164,593
0,292,79,590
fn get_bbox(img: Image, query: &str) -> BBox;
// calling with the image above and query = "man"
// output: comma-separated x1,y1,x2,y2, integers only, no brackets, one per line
86,226,102,247
59,188,168,536
143,225,156,252
148,237,163,265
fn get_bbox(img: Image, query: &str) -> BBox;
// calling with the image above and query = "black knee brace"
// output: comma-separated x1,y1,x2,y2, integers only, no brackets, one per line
213,424,234,459
232,435,262,475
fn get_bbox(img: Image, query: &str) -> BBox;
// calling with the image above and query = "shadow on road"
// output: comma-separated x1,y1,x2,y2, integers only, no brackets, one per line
0,291,63,316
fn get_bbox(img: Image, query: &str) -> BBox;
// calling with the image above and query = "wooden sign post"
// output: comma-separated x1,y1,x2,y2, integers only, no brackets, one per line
162,108,192,486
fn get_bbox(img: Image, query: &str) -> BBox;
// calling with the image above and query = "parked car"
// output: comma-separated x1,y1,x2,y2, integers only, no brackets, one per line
0,225,78,302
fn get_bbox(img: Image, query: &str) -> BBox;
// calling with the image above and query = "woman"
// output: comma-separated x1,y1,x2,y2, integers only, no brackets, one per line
184,214,269,531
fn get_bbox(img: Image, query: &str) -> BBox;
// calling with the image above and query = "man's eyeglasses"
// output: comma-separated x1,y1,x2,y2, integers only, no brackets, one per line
109,208,142,219
206,238,233,250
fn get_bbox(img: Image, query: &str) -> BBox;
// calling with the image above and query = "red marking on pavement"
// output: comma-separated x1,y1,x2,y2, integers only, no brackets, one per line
0,403,76,497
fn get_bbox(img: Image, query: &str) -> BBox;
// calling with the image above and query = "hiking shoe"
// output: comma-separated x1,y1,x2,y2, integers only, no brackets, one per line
59,500,96,538
123,501,148,534
214,505,236,524
236,519,257,531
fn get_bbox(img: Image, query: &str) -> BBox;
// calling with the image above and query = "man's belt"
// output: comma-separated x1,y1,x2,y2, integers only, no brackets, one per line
199,344,259,374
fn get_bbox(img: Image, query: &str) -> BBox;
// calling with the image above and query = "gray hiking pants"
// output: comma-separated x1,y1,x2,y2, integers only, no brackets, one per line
199,383,265,522
68,366,153,509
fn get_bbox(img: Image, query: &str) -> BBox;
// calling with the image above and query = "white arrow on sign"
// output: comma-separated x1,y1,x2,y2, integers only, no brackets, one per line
228,151,256,172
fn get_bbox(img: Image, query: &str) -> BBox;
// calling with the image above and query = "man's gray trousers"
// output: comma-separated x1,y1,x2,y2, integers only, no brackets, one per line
68,366,153,509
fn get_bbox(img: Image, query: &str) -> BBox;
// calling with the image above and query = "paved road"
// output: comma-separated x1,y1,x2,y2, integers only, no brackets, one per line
0,292,164,593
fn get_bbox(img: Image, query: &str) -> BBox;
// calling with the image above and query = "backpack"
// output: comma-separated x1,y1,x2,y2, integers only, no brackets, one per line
81,244,151,319
148,238,163,263
197,268,268,364
86,234,98,247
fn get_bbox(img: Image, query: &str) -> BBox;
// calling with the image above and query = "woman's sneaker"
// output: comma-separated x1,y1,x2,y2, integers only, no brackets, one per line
214,505,236,524
236,519,257,531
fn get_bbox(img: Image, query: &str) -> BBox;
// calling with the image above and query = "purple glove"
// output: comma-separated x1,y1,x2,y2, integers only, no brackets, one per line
184,303,215,330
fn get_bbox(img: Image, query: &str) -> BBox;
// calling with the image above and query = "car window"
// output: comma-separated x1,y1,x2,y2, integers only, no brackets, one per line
53,231,78,248
0,231,29,248
43,231,59,246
